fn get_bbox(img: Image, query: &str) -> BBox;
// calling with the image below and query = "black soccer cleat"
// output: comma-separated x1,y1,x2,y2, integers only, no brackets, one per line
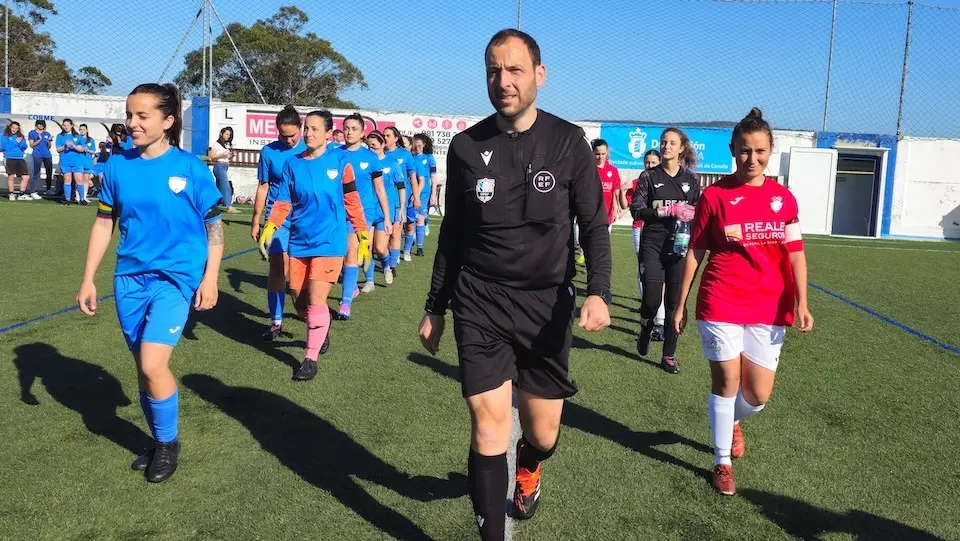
146,440,180,483
293,359,318,381
319,333,330,355
131,447,155,472
415,248,424,257
660,355,681,375
512,465,542,520
262,323,282,341
651,325,665,342
636,327,652,357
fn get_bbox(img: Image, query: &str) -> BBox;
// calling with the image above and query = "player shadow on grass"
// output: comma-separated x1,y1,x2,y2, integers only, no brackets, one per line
740,489,947,541
406,352,712,482
183,289,302,371
13,342,152,456
570,334,660,369
182,374,465,541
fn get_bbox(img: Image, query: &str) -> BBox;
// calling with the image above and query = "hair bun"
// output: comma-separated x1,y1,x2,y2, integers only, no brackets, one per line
748,107,763,120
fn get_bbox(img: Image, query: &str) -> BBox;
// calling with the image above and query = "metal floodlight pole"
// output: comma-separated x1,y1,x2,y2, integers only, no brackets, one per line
896,0,914,138
208,0,214,102
5,0,9,88
207,0,267,104
822,0,838,132
201,0,207,93
158,6,203,83
517,0,522,30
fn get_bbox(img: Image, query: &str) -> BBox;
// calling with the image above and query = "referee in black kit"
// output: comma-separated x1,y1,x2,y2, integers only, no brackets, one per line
418,29,612,541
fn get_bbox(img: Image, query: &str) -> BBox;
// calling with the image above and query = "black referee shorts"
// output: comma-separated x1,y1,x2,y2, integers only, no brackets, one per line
451,270,579,400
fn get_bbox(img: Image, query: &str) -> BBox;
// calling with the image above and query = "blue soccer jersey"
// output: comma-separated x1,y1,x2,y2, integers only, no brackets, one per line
275,150,361,258
386,147,416,204
1,134,27,159
339,146,383,217
413,152,432,201
80,137,96,171
56,132,81,170
378,155,401,217
29,130,52,159
258,139,307,223
97,147,223,302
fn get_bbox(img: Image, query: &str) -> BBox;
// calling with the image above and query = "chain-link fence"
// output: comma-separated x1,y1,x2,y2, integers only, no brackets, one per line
1,0,958,138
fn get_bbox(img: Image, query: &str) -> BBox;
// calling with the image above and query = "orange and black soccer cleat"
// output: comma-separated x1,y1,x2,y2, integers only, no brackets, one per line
731,423,745,459
712,464,736,496
513,457,543,520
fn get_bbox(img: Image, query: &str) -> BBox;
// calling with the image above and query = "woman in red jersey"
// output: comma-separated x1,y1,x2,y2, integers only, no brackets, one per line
674,108,814,496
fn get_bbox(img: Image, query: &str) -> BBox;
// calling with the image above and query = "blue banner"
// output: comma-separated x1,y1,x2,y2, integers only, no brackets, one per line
598,124,734,173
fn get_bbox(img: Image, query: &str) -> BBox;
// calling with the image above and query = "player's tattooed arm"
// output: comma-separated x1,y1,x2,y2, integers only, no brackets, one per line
206,216,224,245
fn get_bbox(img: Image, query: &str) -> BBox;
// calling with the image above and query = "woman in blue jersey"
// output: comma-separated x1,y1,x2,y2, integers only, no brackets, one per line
367,130,407,286
77,124,97,204
252,106,306,341
258,110,369,380
76,83,224,484
382,127,414,280
92,142,109,194
336,113,390,318
56,119,82,205
2,121,31,201
405,133,434,258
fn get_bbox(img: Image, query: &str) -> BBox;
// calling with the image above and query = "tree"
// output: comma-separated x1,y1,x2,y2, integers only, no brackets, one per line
175,6,366,108
0,0,112,93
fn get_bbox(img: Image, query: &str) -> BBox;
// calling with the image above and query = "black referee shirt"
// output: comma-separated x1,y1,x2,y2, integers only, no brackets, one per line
424,110,613,315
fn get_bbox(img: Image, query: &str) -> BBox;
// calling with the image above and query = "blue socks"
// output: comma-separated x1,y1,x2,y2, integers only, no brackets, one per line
416,225,425,248
63,182,72,202
268,290,284,324
341,265,359,307
76,184,86,201
146,389,179,443
404,234,415,253
389,249,400,268
365,257,376,283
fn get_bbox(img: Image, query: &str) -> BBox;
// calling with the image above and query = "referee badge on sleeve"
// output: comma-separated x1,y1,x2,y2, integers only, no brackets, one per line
476,178,495,203
168,176,187,194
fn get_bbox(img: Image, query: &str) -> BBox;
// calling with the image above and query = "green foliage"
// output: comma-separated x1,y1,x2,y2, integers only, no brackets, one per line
175,6,366,108
0,1,111,94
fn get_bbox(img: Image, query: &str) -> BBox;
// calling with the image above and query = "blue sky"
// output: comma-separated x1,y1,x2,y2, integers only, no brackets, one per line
38,0,960,138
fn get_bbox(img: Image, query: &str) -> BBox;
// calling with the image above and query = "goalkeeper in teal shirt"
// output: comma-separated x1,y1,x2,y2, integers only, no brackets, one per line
76,83,224,484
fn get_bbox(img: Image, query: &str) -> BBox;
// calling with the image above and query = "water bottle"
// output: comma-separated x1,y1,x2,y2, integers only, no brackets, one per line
671,219,691,257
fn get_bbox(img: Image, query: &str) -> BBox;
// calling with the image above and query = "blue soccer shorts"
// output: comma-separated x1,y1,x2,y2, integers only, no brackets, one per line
367,207,387,232
114,273,191,351
61,163,83,174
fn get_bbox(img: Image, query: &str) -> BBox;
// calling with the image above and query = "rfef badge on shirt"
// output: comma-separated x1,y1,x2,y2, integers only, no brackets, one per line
169,176,187,194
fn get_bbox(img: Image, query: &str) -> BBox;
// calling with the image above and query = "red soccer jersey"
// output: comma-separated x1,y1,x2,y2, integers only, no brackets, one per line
689,176,804,327
624,180,643,228
598,162,621,220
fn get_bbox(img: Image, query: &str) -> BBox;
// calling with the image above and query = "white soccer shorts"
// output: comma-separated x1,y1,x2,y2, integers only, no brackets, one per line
696,320,785,371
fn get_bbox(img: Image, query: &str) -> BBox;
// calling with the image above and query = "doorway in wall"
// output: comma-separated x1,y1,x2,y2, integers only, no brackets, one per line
831,154,882,237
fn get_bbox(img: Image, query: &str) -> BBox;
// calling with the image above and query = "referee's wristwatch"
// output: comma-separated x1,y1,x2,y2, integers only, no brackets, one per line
588,288,613,305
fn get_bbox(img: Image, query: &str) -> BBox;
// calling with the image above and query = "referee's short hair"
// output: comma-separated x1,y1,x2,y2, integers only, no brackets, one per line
486,29,541,67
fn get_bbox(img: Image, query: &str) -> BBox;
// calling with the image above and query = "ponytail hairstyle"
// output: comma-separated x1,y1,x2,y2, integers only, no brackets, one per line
661,127,698,170
414,133,434,154
367,130,385,144
276,105,302,129
384,126,404,148
305,109,334,132
62,118,78,136
130,83,183,148
730,107,774,149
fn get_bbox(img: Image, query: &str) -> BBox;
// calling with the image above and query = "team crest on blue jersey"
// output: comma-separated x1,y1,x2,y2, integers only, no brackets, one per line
476,178,495,203
360,161,369,170
383,166,392,174
326,169,338,180
168,176,187,194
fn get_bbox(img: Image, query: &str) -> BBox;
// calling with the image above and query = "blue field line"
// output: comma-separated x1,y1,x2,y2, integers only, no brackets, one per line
0,247,258,337
811,283,960,356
